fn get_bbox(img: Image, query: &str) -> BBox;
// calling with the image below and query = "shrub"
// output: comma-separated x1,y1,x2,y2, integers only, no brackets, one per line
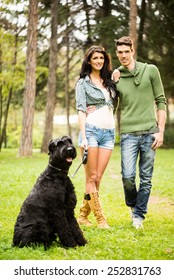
163,124,174,148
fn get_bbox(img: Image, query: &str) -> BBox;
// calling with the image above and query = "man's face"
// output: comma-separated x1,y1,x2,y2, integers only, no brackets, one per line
116,44,134,68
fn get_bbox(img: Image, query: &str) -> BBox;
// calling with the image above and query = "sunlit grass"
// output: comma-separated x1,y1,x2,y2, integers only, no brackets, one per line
0,147,174,260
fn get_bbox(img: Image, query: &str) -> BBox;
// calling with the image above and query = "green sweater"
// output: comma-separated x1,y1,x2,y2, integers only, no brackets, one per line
117,61,166,134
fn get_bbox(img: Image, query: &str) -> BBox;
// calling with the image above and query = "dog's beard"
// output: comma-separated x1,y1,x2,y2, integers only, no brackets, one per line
49,147,76,169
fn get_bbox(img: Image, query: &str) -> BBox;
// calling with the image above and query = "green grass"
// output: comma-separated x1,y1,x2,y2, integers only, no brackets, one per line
0,147,174,260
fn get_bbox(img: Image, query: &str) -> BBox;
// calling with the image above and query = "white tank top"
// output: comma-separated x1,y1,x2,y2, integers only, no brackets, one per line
86,88,115,129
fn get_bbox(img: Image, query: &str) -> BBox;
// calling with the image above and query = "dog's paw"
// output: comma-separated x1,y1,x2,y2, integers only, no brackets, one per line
76,238,88,246
67,242,78,248
62,240,78,248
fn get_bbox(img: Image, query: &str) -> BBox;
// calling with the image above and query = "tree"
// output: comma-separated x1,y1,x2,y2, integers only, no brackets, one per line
0,1,27,150
137,0,174,101
41,0,58,153
129,0,137,57
0,0,173,150
19,0,38,156
65,5,71,137
0,39,2,148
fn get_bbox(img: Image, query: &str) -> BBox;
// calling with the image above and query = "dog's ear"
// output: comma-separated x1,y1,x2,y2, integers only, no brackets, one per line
48,140,55,155
62,136,73,144
67,137,73,144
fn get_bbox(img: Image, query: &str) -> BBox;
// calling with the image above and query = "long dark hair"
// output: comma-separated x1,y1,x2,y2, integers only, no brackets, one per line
79,46,118,103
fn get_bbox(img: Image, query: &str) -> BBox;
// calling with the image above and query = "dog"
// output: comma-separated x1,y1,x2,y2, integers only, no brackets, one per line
12,136,87,249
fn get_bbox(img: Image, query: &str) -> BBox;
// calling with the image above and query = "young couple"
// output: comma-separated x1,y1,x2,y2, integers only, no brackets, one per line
75,36,166,230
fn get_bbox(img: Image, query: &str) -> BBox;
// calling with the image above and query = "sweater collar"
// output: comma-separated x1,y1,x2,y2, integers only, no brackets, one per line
118,61,147,85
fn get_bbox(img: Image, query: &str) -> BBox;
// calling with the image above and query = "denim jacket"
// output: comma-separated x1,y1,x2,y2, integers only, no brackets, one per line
75,75,114,113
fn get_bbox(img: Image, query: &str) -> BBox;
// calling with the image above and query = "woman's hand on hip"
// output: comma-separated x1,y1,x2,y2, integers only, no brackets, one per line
86,105,96,115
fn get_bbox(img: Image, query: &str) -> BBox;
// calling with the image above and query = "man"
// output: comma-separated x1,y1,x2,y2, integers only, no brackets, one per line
112,36,166,229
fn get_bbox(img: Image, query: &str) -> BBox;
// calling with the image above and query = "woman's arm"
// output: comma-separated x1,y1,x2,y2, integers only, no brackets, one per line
78,110,88,149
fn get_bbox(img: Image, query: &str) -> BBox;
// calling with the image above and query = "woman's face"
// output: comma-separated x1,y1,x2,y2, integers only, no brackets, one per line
89,51,104,71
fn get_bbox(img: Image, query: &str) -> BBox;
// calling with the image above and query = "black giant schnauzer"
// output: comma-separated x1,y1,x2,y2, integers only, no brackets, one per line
13,136,87,248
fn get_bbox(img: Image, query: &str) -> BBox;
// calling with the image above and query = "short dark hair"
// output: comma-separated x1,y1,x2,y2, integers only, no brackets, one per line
115,36,133,49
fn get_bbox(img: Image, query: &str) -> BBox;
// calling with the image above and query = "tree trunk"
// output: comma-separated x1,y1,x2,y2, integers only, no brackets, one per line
65,9,71,138
99,0,112,50
137,0,146,57
0,87,12,149
83,0,93,49
0,42,2,150
0,31,18,150
41,0,58,153
19,0,38,156
129,0,138,58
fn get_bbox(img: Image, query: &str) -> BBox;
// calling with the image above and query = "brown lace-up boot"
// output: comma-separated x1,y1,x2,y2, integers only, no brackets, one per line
77,194,92,226
88,192,110,229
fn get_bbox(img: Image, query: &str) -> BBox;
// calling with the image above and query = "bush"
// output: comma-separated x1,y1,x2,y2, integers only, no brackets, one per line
163,124,174,148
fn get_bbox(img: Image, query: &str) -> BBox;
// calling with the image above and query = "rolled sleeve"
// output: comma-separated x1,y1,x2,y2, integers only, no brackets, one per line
75,80,87,113
156,95,166,110
150,65,166,111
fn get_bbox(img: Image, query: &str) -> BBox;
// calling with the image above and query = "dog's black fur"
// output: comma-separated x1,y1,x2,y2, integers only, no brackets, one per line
12,136,87,248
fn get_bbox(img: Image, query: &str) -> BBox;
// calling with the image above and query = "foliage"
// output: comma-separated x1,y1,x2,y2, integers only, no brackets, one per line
1,0,174,105
0,0,174,149
0,30,25,98
163,124,174,148
0,147,174,260
137,0,174,98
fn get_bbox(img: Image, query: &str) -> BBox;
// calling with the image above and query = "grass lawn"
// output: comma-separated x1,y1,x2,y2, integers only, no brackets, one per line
0,146,174,260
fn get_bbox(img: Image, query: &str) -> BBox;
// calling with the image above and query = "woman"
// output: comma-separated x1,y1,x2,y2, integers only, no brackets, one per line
75,46,118,228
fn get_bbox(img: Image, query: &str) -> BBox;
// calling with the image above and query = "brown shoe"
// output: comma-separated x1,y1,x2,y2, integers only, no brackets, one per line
88,192,110,229
77,198,92,226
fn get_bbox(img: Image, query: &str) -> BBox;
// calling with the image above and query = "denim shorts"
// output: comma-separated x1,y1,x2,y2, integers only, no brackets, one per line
78,123,115,150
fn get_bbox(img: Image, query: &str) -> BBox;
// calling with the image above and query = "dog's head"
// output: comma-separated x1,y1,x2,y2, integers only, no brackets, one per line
48,136,77,171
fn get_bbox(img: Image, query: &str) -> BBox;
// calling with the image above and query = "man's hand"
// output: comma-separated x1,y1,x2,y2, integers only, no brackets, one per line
151,132,164,150
112,69,121,82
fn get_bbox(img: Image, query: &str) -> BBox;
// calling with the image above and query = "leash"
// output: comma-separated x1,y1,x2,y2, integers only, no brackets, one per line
71,149,88,178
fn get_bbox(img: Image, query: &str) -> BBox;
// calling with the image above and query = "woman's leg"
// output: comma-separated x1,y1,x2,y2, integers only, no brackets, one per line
78,147,98,226
84,147,99,193
86,147,112,228
78,124,114,228
84,147,112,192
95,147,113,191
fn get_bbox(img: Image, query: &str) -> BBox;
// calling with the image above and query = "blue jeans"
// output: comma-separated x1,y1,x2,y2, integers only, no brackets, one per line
120,133,156,219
